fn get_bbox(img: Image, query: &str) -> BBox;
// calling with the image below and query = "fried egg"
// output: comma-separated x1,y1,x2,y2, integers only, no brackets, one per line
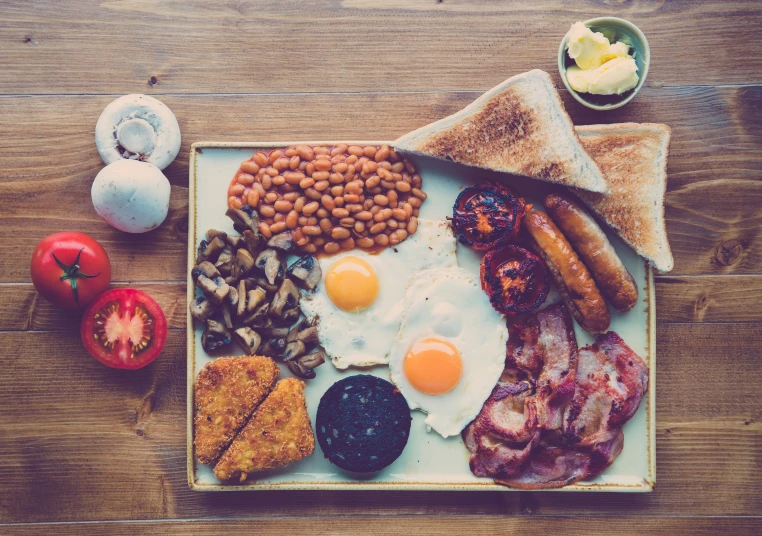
300,219,457,369
389,267,508,438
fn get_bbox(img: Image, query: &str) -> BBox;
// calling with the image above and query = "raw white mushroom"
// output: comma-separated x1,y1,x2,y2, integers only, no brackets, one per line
91,159,171,233
95,94,181,170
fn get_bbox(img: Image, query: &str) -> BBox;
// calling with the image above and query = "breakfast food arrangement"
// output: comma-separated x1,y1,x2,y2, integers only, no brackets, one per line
187,16,668,489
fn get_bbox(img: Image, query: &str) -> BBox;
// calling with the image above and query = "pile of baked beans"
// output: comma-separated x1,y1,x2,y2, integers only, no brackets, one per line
227,144,426,255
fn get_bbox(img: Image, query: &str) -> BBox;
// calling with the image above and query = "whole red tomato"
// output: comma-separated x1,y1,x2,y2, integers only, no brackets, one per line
31,232,112,308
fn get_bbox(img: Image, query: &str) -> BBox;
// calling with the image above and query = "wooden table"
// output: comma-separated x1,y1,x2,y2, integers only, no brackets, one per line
1,1,760,534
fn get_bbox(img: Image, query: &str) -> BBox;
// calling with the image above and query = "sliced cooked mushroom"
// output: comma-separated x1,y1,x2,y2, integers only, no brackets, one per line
189,295,217,322
197,274,230,304
249,316,274,330
215,245,235,277
245,276,278,295
236,248,255,275
226,234,242,249
206,229,227,242
287,255,321,290
267,231,294,252
236,280,247,317
227,286,239,309
242,230,260,256
202,320,231,353
260,335,287,358
288,351,325,379
202,236,226,263
265,326,291,339
286,319,308,343
221,301,234,329
277,306,300,325
271,279,300,318
192,261,220,282
225,261,242,285
241,302,269,326
226,207,259,234
283,340,306,362
196,239,209,264
246,287,267,312
255,249,283,286
233,327,261,355
297,325,319,344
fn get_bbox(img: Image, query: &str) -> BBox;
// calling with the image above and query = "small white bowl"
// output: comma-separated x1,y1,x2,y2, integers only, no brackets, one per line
558,17,650,111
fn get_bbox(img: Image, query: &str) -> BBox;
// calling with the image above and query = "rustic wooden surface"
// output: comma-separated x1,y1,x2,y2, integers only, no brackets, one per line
0,0,760,534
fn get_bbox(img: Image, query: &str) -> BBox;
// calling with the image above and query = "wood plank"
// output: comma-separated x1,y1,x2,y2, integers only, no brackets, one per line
0,86,760,282
3,274,761,332
0,323,760,522
1,1,761,95
3,516,761,536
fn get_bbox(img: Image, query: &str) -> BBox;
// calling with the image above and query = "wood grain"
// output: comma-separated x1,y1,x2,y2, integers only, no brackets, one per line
1,1,761,95
1,323,760,523
1,86,760,283
3,516,761,536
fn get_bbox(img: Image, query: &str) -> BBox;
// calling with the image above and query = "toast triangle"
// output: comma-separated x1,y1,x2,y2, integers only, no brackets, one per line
575,123,673,272
394,70,609,193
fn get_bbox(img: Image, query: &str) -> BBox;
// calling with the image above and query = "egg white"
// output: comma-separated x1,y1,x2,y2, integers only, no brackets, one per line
300,219,457,369
388,266,508,438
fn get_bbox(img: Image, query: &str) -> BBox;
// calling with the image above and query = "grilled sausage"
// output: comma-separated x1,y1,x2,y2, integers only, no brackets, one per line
544,193,638,312
523,209,610,334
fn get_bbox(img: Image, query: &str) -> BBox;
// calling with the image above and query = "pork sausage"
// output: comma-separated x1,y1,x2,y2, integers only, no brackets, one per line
523,209,610,334
544,193,638,312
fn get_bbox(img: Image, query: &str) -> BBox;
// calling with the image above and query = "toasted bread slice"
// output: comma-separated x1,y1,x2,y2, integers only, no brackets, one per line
214,378,315,482
194,356,279,465
575,123,673,272
394,70,608,193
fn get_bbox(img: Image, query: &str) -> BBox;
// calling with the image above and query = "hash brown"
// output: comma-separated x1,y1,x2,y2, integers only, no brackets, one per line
213,378,315,481
194,356,279,465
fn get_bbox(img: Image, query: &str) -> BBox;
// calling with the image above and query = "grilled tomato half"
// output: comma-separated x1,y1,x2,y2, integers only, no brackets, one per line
81,288,167,369
481,245,549,315
451,183,527,250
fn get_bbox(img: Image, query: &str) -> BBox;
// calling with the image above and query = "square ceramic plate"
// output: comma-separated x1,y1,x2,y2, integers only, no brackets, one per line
187,141,656,492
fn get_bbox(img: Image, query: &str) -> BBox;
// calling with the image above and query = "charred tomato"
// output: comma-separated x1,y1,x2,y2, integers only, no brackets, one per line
81,288,167,370
451,183,527,250
481,245,549,315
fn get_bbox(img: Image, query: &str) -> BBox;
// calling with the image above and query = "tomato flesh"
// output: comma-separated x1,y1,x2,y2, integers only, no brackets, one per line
480,245,549,315
82,289,167,370
451,183,527,250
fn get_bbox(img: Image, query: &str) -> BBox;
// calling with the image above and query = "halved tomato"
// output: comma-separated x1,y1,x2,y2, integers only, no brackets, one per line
481,245,549,315
81,288,167,370
451,182,528,250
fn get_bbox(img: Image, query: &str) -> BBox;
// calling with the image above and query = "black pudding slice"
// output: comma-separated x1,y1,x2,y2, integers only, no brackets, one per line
316,374,412,473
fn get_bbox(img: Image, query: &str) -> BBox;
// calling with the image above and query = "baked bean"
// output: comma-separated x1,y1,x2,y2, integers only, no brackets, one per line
314,180,330,192
334,143,349,155
268,150,282,164
387,190,398,204
392,208,407,221
298,216,308,226
412,174,423,189
403,159,415,173
316,208,328,219
264,217,274,225
332,207,350,218
356,210,373,221
329,172,344,185
305,162,315,176
374,233,389,246
320,195,335,211
377,167,391,180
375,145,390,162
253,152,269,167
285,171,305,184
333,162,348,174
302,225,322,236
380,180,395,190
261,175,273,189
374,208,393,222
357,237,375,248
391,162,405,173
228,196,242,209
283,192,300,202
362,160,378,174
312,170,330,181
314,159,332,171
272,175,286,186
407,217,418,234
412,188,427,200
363,199,375,210
302,201,320,215
313,236,326,247
340,217,355,228
387,218,398,229
307,216,318,225
286,210,298,229
370,205,381,216
285,147,297,157
260,205,276,218
389,229,408,245
299,160,308,171
252,182,266,197
296,235,310,247
331,185,344,197
344,194,360,204
413,208,420,217
273,157,290,171
345,181,362,195
369,222,387,234
264,192,278,203
237,172,255,185
402,202,413,218
408,196,423,208
378,160,392,171
363,146,377,158
333,196,345,208
229,183,245,196
395,181,411,193
340,237,355,250
270,221,287,234
324,242,341,254
393,173,404,182
331,227,351,240
247,190,260,207
354,221,365,233
305,187,322,201
296,145,314,161
293,196,306,213
348,145,364,157
303,244,318,253
258,222,273,238
289,155,301,170
274,212,285,223
319,218,333,233
314,147,330,155
374,194,389,206
365,175,380,189
299,177,315,189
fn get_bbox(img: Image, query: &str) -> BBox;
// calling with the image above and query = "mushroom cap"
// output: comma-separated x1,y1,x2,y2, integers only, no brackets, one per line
91,159,171,233
95,94,181,170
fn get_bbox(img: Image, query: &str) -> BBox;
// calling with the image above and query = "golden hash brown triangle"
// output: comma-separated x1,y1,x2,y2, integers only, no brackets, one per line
214,378,315,482
194,356,279,465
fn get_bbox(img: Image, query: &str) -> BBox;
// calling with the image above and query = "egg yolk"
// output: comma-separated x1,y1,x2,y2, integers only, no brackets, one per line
404,338,463,395
325,256,379,312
